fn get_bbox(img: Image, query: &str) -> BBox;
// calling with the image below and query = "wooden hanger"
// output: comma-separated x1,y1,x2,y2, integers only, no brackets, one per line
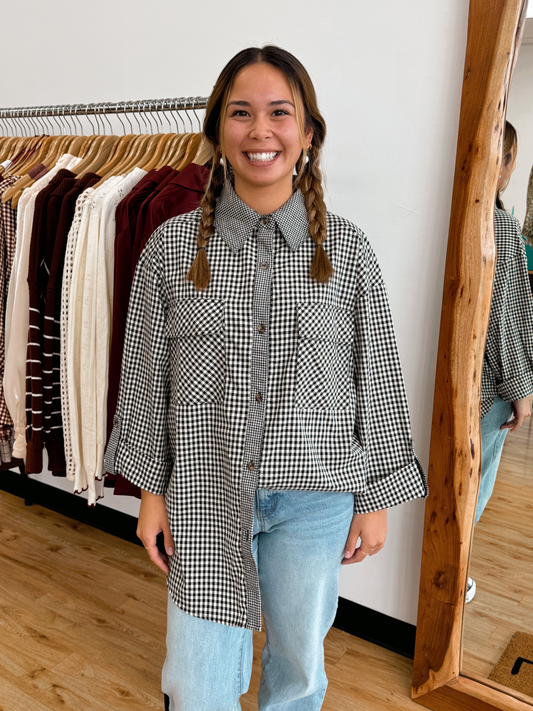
0,135,63,203
140,133,179,173
107,133,155,177
89,134,137,184
155,133,190,170
91,134,150,186
192,135,214,167
0,137,31,175
72,135,121,177
175,133,204,171
5,135,83,207
7,135,49,176
0,137,28,166
6,135,54,177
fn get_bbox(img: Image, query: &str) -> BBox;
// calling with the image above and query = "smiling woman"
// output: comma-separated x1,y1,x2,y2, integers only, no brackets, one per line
105,44,428,710
186,45,332,291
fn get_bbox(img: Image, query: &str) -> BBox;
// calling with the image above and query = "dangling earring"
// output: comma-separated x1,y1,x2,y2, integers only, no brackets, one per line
305,154,309,165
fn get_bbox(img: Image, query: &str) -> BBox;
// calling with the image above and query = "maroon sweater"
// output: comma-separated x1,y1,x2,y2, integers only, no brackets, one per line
25,170,75,473
42,173,101,471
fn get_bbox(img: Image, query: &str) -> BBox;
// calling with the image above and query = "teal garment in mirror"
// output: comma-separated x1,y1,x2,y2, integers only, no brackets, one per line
522,234,533,271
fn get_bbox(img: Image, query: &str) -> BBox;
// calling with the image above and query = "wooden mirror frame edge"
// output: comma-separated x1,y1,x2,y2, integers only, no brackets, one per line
411,1,529,709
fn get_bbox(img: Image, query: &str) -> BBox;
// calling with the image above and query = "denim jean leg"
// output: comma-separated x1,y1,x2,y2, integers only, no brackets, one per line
162,592,253,711
255,489,354,710
475,396,513,524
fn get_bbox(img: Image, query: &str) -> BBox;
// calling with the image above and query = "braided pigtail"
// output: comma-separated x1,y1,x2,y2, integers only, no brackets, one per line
299,144,333,284
186,145,225,291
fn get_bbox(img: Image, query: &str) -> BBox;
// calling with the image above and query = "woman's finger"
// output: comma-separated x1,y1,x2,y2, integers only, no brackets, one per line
143,541,170,575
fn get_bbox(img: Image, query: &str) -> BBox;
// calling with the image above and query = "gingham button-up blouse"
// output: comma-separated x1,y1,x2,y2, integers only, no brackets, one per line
481,207,533,418
105,183,428,631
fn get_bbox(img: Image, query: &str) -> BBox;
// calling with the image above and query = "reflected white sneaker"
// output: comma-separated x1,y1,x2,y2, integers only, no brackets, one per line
466,577,476,603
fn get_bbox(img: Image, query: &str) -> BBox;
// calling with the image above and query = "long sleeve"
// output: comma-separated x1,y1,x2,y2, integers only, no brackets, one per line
94,169,146,485
104,227,173,495
60,189,96,482
351,236,427,514
485,229,533,404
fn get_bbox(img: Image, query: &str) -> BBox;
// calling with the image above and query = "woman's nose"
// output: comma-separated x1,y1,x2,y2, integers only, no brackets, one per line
249,117,272,141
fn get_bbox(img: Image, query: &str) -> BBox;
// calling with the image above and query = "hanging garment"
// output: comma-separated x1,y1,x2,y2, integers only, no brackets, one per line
76,169,146,505
142,163,208,249
130,166,177,273
4,154,81,459
25,168,78,474
0,174,18,462
60,187,97,484
42,172,101,474
68,177,125,502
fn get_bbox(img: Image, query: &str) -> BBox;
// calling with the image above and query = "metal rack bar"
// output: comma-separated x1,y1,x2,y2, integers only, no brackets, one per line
0,96,209,120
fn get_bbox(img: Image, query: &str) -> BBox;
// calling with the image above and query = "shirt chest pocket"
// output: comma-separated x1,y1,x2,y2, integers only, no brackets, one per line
295,302,355,410
165,298,226,405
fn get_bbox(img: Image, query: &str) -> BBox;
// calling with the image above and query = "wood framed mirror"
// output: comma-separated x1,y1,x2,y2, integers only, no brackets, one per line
411,0,531,709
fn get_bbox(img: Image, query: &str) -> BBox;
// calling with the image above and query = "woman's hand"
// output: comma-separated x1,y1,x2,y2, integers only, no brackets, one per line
137,490,175,574
341,509,387,565
501,396,532,433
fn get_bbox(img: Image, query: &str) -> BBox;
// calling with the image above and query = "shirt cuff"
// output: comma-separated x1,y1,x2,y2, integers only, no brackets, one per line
353,455,428,514
497,371,533,403
115,441,172,496
104,414,172,496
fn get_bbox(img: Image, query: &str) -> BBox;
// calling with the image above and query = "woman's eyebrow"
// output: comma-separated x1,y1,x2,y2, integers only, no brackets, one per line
227,100,295,108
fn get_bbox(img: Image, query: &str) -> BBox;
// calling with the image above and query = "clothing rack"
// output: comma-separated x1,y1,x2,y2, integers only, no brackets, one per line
0,96,210,136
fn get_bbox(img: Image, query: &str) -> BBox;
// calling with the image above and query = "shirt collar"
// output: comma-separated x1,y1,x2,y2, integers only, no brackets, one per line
214,181,309,253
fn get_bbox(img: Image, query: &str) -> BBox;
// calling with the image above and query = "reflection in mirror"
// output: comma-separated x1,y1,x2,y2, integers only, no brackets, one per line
462,14,533,695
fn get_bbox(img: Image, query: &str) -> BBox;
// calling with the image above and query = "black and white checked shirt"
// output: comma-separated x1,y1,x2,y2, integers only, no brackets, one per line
105,183,428,631
481,207,533,418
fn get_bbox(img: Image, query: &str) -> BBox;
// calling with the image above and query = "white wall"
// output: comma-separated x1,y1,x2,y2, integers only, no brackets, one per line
4,0,469,624
505,41,533,226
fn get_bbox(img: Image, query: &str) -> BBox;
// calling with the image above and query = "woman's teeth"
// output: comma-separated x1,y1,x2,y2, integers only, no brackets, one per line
246,152,279,162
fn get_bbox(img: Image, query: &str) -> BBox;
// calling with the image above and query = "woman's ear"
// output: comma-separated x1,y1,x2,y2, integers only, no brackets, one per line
305,125,314,149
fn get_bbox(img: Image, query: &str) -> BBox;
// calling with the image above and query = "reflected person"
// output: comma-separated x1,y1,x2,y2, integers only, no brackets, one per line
468,121,533,603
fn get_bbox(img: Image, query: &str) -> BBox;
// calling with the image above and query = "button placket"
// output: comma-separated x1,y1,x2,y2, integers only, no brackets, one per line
239,217,273,630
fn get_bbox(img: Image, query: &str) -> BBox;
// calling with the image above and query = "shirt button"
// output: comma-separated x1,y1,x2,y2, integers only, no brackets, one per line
260,262,269,270
113,415,119,428
260,217,269,226
247,461,255,471
255,392,263,403
257,324,266,334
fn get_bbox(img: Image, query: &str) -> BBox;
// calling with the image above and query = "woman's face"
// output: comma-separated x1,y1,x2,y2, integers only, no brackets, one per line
497,143,517,193
222,62,313,199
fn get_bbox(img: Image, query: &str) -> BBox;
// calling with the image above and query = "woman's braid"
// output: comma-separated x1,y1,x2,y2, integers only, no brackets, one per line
186,146,224,290
300,144,333,284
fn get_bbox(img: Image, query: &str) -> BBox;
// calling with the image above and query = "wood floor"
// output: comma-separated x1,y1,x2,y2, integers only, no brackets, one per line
463,407,533,681
0,489,422,711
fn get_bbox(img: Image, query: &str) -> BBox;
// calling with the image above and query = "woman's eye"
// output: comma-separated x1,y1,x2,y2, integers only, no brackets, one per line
272,110,289,116
231,110,250,117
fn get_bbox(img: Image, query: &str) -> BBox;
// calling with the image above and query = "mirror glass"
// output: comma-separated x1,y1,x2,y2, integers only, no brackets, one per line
462,14,533,696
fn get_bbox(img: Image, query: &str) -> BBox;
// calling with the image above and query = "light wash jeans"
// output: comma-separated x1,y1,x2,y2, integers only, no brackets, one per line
162,488,355,710
475,395,513,524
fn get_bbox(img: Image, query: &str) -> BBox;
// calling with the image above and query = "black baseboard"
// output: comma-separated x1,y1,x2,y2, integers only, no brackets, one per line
333,596,415,659
0,468,415,659
0,468,141,547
